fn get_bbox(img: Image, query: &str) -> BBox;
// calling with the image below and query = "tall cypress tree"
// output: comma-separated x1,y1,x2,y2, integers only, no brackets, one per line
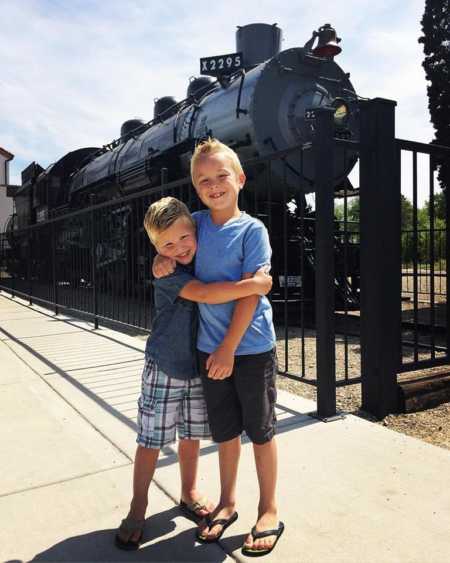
419,0,450,191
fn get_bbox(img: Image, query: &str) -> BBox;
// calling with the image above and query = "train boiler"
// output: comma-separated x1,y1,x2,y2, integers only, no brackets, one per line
68,22,358,206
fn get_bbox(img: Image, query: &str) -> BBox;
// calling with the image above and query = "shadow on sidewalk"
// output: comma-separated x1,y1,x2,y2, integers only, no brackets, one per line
30,507,229,562
0,314,320,470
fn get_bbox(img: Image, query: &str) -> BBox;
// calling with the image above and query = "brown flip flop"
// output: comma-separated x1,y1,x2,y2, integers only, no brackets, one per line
179,497,211,522
115,516,145,551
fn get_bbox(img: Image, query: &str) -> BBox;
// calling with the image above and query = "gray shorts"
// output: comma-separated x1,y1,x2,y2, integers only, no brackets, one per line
137,357,211,449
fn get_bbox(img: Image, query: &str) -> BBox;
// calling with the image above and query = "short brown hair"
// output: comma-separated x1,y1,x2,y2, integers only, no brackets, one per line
190,138,243,183
143,196,195,244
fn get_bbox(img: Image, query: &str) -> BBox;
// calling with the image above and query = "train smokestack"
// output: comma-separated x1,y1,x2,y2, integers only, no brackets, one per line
236,23,282,69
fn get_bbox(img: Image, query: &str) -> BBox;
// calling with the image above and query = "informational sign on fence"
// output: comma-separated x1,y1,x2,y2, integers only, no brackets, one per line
278,275,302,288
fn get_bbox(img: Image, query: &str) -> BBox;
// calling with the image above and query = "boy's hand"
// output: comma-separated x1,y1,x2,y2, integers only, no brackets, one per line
253,266,272,295
152,254,176,278
206,343,235,379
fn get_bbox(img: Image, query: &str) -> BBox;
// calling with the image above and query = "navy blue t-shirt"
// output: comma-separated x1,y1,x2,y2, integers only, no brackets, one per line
145,264,197,379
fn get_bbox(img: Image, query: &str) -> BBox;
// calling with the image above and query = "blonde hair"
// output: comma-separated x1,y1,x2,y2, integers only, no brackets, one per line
143,196,195,244
190,138,243,183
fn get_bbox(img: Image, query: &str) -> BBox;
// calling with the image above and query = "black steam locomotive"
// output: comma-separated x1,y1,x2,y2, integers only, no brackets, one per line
5,23,360,311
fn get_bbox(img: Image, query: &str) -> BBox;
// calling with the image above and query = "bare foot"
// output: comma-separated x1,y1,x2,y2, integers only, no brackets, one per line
243,510,281,553
197,504,237,541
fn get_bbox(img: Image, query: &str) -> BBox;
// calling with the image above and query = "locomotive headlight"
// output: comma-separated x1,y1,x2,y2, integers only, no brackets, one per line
332,99,349,128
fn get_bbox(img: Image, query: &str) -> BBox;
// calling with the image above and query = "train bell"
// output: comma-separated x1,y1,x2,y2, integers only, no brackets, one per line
312,23,341,58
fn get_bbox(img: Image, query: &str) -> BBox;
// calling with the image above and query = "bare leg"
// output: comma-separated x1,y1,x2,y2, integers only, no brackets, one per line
178,439,213,517
118,445,159,543
243,438,280,552
199,436,240,540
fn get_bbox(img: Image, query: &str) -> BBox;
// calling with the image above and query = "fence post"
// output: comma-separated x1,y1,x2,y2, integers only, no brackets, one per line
314,106,337,419
359,98,400,418
445,184,450,358
90,194,98,329
28,230,33,306
11,229,15,298
52,221,59,315
0,233,4,294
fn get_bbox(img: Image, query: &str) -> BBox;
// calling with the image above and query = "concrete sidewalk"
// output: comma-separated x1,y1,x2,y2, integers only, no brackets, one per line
1,292,449,563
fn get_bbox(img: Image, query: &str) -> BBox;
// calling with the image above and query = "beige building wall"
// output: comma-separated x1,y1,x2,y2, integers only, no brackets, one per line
0,149,14,231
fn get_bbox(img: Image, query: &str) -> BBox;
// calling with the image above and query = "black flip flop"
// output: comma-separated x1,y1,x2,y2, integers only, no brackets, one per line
241,521,285,557
196,511,239,543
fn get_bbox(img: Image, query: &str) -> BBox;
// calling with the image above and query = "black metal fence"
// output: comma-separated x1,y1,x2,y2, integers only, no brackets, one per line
1,177,201,330
0,137,360,419
397,140,449,373
1,98,448,420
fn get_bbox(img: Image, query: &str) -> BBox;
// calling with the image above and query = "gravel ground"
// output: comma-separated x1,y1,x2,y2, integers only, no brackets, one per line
275,327,450,451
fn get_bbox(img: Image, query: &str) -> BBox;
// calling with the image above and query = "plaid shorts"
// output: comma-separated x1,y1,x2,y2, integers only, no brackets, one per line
136,356,211,449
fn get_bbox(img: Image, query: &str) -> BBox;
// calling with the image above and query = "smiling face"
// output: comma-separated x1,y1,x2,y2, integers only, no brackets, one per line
192,152,246,222
153,216,197,265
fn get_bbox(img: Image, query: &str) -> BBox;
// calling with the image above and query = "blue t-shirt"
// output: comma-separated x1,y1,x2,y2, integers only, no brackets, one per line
193,210,276,355
145,264,197,379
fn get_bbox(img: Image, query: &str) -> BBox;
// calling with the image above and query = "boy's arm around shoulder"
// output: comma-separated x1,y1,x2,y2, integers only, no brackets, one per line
179,268,271,304
152,255,271,303
154,263,271,308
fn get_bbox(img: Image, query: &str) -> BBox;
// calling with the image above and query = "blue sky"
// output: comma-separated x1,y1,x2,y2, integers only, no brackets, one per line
0,0,436,203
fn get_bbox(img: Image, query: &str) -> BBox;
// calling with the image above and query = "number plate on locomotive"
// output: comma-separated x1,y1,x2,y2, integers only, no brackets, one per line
200,52,244,76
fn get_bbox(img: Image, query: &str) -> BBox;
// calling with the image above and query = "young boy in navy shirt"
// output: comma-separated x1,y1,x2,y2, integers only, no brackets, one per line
115,196,272,551
154,140,284,556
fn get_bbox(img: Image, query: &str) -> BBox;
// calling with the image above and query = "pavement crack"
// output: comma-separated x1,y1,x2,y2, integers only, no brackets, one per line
0,463,133,498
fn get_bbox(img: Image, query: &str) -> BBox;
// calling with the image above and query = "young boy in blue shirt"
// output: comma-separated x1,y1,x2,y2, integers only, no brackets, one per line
115,196,272,551
154,140,284,556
